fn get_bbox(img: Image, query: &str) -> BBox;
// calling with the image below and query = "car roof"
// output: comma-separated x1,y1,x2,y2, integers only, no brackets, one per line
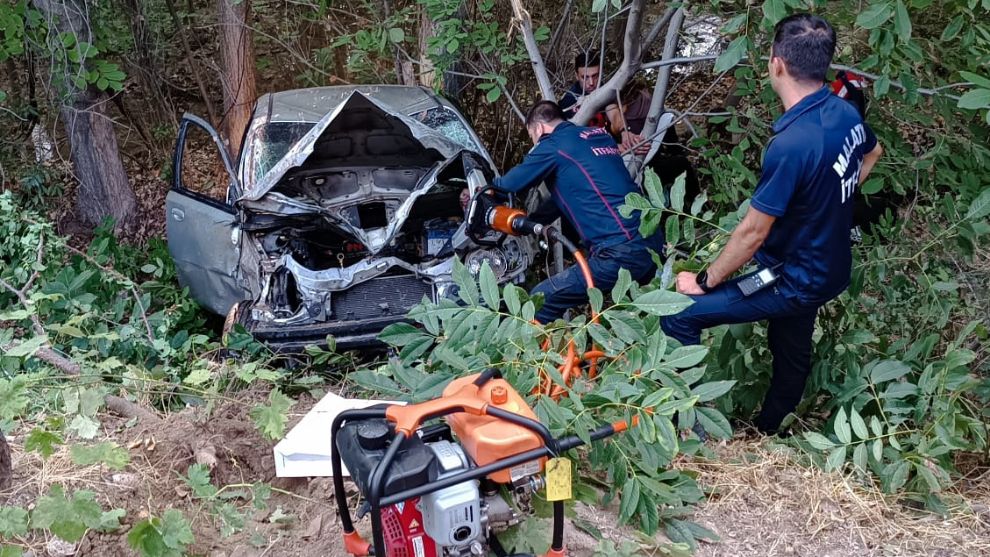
255,85,449,123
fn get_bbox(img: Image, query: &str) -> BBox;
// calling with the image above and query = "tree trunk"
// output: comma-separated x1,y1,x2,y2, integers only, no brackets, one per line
34,0,136,232
0,429,10,491
218,0,257,159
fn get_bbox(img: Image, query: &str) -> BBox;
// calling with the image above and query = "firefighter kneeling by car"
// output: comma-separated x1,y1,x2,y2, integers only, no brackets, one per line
492,100,664,324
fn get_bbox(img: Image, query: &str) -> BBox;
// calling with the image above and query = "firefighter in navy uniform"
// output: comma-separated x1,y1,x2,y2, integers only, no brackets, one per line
661,14,883,434
493,101,664,323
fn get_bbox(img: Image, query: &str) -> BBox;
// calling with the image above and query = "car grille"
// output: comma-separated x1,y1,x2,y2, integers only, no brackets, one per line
331,275,434,321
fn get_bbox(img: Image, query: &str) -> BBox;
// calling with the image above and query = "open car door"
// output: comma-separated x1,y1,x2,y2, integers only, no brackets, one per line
166,114,250,316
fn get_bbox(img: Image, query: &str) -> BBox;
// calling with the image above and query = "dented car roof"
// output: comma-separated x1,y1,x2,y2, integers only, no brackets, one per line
256,85,445,124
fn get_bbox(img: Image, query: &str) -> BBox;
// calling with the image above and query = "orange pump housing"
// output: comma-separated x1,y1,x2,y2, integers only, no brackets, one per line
443,374,546,484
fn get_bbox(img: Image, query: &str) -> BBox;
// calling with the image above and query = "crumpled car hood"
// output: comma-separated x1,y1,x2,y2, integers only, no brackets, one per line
237,91,468,202
235,91,492,255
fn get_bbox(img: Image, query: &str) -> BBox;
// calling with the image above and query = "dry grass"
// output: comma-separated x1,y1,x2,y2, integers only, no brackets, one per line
5,416,989,557
682,436,990,557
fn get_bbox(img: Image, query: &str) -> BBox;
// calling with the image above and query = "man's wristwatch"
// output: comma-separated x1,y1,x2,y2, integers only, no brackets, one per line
696,270,714,293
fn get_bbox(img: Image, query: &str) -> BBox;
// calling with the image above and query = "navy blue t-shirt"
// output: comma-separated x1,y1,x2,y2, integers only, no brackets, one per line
493,121,650,249
751,86,877,306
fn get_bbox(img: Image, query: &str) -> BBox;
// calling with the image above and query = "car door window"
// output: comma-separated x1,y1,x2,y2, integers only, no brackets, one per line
175,120,238,206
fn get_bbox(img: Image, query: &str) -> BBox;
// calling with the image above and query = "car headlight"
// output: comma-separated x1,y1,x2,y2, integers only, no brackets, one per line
435,281,460,301
465,248,508,278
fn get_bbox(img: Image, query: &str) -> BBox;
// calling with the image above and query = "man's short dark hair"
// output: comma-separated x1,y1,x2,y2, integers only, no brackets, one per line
574,52,599,70
772,14,836,83
525,101,564,128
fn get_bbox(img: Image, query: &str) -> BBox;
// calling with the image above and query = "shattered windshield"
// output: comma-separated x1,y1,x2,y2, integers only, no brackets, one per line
247,122,314,186
243,103,481,191
410,106,481,151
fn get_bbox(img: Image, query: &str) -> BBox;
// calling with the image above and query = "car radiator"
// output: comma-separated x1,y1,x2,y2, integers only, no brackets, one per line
331,275,433,321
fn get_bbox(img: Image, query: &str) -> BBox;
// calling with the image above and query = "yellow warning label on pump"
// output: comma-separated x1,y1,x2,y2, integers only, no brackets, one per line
545,457,572,501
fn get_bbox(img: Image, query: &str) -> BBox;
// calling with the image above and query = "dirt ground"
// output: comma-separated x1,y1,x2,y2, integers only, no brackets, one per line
3,386,988,557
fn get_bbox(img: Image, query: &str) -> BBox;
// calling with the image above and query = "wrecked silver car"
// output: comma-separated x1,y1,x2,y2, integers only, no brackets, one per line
166,86,533,350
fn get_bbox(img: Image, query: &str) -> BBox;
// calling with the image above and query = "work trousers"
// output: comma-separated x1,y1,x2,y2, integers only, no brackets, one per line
533,236,661,324
660,275,820,433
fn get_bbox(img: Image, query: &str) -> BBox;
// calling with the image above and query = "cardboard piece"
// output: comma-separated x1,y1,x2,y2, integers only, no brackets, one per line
273,392,403,477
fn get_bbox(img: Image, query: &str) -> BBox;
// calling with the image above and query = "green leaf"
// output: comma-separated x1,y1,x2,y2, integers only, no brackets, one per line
388,27,404,43
959,71,990,90
849,408,869,440
853,443,868,471
964,187,990,220
664,345,709,369
249,389,296,440
611,268,633,303
379,323,424,347
762,0,786,25
30,485,103,542
630,289,693,316
591,0,607,12
182,366,211,386
695,407,732,439
479,262,500,310
128,509,194,557
0,546,23,557
893,0,912,42
690,380,735,402
617,478,640,524
184,463,218,499
872,439,884,462
803,432,835,451
670,173,686,212
914,462,942,492
98,509,126,532
714,36,747,73
503,284,521,315
956,88,990,110
940,15,963,41
68,415,100,439
834,407,852,444
885,459,910,491
860,178,883,195
0,507,29,538
4,334,47,358
485,86,501,103
870,359,911,383
641,388,674,409
70,442,130,470
825,445,847,471
588,287,604,314
25,428,63,458
856,2,893,29
642,169,665,208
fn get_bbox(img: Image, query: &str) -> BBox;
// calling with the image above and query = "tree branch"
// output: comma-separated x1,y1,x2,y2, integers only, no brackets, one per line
571,0,646,125
641,7,676,51
510,0,554,100
628,7,685,177
638,56,968,100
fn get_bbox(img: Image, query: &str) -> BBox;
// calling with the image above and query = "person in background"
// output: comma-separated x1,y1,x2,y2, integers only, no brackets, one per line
605,79,700,200
660,14,883,434
559,52,609,129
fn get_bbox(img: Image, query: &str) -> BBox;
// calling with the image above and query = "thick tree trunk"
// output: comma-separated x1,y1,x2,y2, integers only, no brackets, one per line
34,0,136,231
60,91,138,228
218,0,257,159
